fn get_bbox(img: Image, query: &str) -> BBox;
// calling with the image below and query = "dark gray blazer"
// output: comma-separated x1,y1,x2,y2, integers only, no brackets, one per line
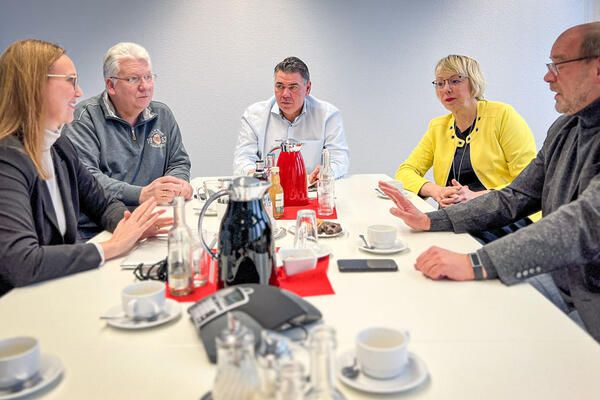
0,134,126,296
428,96,600,342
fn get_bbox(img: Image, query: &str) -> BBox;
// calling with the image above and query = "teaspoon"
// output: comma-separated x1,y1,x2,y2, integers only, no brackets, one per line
341,357,360,379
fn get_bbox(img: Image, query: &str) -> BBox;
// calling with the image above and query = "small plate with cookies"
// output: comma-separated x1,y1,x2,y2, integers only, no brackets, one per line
288,220,345,238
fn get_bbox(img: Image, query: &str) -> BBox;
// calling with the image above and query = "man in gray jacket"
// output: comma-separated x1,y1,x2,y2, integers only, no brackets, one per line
64,42,192,238
379,22,600,342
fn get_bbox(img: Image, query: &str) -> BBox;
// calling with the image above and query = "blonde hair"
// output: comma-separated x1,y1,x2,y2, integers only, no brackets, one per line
435,55,486,100
0,39,65,179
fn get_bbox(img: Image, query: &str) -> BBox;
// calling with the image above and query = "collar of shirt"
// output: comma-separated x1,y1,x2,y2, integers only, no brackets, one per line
576,96,600,130
270,98,308,125
43,129,61,152
101,91,156,124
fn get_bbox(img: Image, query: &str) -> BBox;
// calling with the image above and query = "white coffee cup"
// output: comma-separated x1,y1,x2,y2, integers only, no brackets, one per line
121,281,166,319
356,327,410,380
367,225,397,249
0,336,41,389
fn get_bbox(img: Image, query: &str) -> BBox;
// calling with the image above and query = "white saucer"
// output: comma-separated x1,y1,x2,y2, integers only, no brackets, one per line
0,354,63,400
337,349,428,394
103,298,181,329
311,244,331,259
358,239,408,254
287,224,345,238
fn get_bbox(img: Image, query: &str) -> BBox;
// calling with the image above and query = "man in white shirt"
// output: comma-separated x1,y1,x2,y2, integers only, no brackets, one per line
233,57,350,182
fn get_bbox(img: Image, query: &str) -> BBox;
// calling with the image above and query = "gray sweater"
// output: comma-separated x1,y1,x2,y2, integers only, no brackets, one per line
428,96,600,341
63,92,191,206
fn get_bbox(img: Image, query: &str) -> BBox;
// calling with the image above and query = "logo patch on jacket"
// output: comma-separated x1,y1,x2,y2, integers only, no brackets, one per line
147,129,166,148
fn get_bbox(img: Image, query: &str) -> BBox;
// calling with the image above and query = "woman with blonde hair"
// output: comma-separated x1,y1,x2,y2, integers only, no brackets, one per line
396,54,538,241
0,39,170,296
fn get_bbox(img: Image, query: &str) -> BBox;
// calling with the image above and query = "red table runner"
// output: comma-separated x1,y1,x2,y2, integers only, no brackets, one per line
166,253,335,302
279,198,338,220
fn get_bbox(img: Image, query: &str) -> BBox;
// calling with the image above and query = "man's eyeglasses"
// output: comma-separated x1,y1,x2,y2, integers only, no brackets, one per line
47,74,78,89
546,55,599,76
432,75,468,89
110,74,157,85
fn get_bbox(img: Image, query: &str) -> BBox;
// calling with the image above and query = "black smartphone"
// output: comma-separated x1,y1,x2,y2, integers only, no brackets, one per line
337,259,398,272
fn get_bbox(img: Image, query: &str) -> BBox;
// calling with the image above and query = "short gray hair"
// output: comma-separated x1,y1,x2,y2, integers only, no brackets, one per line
274,57,310,83
103,42,151,80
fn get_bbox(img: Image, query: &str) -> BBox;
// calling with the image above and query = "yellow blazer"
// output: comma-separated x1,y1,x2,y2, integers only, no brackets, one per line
396,100,540,221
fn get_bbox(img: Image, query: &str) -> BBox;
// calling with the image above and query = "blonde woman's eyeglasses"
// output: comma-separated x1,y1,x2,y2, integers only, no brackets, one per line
47,74,78,89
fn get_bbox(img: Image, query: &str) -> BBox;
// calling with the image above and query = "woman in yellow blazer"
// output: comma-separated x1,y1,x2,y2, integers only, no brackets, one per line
396,55,538,241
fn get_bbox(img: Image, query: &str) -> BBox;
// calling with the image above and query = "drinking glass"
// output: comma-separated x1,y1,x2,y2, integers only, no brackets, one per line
203,179,222,199
294,210,318,249
191,231,209,288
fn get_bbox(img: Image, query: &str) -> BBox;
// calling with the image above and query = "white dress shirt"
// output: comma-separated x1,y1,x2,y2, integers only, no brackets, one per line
233,95,350,178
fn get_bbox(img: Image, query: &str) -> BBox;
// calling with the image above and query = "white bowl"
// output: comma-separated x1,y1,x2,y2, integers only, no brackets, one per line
0,336,41,389
279,248,318,276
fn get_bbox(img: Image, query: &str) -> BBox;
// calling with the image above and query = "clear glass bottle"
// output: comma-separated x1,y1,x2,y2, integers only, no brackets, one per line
270,166,285,219
276,361,306,400
253,159,268,181
317,149,335,216
304,325,346,400
167,196,193,296
265,153,276,182
212,313,260,400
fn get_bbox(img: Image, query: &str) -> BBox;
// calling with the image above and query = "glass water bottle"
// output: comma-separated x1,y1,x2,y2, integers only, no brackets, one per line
304,325,346,400
317,148,335,216
167,196,193,296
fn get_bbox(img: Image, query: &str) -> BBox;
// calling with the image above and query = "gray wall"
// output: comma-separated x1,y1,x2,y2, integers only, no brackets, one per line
0,0,588,177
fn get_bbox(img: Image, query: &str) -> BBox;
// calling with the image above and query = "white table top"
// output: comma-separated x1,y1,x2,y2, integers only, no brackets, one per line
1,174,599,399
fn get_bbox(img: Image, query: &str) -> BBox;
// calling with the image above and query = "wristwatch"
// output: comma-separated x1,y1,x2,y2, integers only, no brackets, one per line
469,252,485,280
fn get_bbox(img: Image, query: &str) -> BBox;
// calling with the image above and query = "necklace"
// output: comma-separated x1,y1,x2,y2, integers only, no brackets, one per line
452,119,476,183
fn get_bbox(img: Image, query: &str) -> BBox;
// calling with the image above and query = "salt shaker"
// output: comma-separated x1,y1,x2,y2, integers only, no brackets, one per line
212,313,260,400
304,325,346,400
256,331,294,399
276,360,306,400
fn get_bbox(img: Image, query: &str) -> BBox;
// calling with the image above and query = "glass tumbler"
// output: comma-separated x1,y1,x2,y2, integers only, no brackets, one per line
294,209,318,249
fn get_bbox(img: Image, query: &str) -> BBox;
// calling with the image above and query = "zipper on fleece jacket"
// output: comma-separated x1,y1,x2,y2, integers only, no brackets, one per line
131,127,136,141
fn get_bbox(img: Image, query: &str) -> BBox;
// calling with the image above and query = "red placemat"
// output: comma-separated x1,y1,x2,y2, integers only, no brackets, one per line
275,256,335,297
279,198,338,220
166,252,334,302
166,252,219,302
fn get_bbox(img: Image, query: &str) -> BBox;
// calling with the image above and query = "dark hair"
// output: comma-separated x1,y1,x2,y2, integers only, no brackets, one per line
274,57,310,83
580,22,600,58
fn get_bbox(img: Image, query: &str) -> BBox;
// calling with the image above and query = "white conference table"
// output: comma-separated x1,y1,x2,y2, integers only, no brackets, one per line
1,174,600,399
